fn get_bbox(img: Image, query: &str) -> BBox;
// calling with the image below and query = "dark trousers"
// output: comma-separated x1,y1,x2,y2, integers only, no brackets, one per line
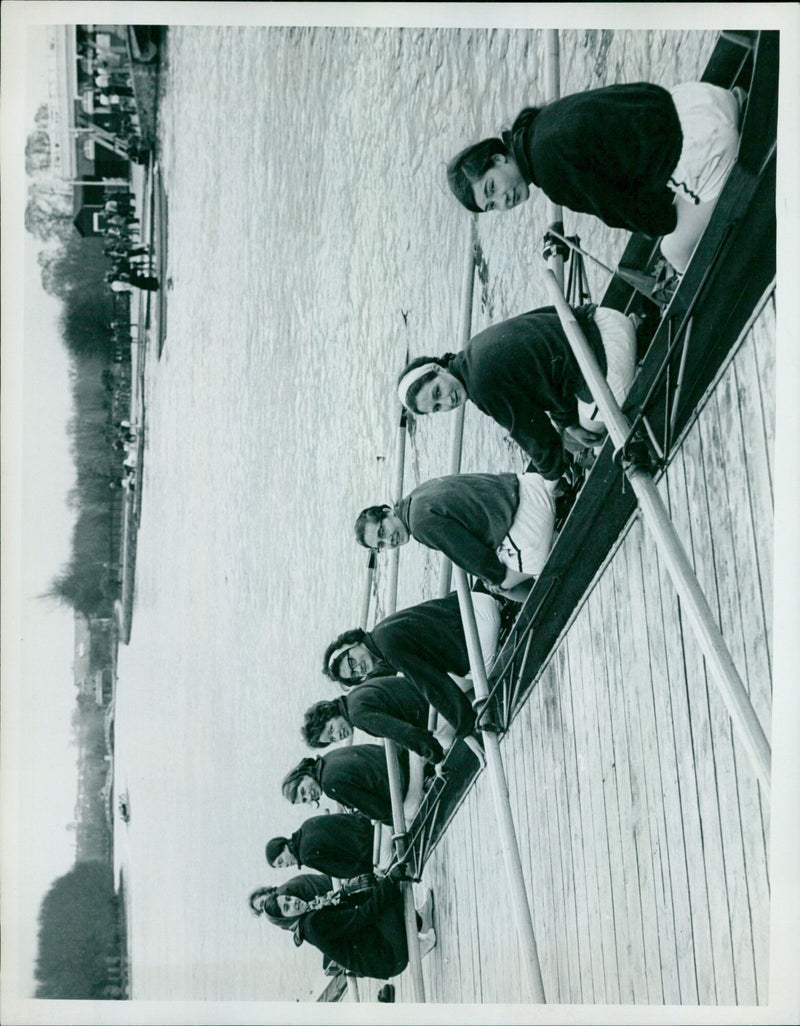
369,883,409,978
129,274,159,292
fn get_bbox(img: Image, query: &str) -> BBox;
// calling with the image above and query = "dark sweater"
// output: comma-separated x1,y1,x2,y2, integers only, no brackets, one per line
344,676,443,762
297,877,408,980
450,306,606,480
290,813,375,879
282,872,334,901
313,744,409,826
509,83,683,237
365,592,476,738
395,473,520,586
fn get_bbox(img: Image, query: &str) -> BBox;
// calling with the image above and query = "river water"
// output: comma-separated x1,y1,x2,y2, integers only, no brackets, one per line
113,25,716,1001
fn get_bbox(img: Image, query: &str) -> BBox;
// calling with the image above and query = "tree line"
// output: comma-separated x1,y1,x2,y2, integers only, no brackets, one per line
28,109,130,619
35,861,125,999
42,234,126,619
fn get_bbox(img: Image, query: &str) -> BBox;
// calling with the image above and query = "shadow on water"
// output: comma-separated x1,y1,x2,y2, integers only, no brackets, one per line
471,223,493,318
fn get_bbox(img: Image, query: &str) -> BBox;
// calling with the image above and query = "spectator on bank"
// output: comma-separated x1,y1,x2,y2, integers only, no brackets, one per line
106,270,160,293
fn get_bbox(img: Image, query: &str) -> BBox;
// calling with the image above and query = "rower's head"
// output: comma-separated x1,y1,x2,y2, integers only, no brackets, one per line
447,139,529,214
397,357,466,415
354,505,410,553
251,886,306,924
281,758,322,806
266,837,298,869
323,629,375,686
248,885,277,917
302,700,352,748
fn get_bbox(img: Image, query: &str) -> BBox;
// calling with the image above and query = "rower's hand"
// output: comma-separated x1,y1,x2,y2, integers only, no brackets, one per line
463,734,486,769
562,460,583,489
565,424,605,448
500,568,531,591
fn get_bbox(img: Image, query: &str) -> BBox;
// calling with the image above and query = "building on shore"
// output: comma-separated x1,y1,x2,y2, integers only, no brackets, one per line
46,25,133,237
73,611,116,706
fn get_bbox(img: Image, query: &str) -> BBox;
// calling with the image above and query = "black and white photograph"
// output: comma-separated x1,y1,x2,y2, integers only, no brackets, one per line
2,3,799,1023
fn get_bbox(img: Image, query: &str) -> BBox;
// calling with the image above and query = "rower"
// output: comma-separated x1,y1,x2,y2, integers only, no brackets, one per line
396,303,638,474
447,80,746,273
322,591,503,765
355,471,558,603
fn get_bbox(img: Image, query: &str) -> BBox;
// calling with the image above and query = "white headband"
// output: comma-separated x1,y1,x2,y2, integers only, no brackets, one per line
397,363,441,409
328,642,355,674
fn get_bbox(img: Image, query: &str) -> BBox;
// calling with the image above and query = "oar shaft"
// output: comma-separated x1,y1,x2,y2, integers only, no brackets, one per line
543,29,565,293
359,551,375,629
432,234,476,732
387,410,408,605
383,407,427,1002
384,737,426,1000
454,569,546,1002
437,237,476,598
543,269,771,795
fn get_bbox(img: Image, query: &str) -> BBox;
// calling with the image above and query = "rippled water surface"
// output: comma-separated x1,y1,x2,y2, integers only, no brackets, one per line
114,25,716,1000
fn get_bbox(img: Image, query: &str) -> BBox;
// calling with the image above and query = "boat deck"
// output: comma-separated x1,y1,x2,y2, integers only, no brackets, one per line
354,288,774,1007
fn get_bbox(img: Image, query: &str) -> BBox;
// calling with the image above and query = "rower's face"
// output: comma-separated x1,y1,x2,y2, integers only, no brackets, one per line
362,513,410,553
295,777,322,806
337,643,375,683
273,846,297,869
277,893,308,917
319,715,353,745
471,153,529,213
413,368,467,414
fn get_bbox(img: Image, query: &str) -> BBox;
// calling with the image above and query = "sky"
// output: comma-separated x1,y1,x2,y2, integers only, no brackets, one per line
2,26,83,999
